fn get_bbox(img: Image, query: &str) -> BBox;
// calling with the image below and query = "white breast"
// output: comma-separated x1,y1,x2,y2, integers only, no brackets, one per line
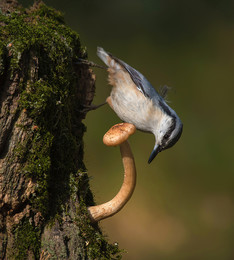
110,83,163,133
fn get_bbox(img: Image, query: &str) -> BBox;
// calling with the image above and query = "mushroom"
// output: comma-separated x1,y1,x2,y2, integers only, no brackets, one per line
88,123,136,222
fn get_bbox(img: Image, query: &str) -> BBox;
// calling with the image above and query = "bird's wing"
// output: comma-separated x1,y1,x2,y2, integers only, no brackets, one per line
109,54,154,98
117,60,150,97
97,47,159,99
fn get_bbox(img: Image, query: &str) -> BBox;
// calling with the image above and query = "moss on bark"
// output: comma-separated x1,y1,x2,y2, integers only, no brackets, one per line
0,1,122,259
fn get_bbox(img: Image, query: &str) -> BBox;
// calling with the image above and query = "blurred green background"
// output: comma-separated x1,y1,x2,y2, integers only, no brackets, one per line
19,1,234,259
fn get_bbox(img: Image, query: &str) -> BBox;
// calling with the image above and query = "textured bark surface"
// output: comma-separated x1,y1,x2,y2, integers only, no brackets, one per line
0,1,122,259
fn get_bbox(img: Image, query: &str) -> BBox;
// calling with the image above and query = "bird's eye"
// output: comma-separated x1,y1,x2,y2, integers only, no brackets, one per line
164,133,170,140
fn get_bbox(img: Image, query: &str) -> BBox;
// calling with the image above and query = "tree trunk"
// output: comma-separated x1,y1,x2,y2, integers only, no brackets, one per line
0,1,122,259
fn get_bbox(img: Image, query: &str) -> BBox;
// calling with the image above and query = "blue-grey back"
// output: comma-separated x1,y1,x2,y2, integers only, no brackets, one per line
108,54,166,107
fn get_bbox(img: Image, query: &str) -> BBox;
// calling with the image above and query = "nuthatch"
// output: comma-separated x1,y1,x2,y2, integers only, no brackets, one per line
97,47,183,163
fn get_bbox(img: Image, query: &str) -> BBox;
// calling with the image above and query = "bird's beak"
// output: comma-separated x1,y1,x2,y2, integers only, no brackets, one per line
148,144,161,164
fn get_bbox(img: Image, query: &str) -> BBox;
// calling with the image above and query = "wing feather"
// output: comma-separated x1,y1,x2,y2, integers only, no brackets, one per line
97,47,161,101
107,52,149,97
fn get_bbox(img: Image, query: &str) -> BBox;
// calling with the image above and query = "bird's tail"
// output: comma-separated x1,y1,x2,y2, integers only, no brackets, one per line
97,47,121,70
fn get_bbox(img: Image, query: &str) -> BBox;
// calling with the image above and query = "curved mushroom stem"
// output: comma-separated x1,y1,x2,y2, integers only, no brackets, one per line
88,140,136,223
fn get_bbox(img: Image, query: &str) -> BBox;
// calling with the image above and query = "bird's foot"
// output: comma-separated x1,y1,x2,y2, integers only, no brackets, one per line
74,58,107,69
80,102,107,113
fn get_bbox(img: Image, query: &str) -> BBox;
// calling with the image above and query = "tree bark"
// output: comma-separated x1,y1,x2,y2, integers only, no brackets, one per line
0,1,122,259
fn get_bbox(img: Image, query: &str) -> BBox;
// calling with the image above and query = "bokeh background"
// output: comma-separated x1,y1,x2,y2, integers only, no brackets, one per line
19,1,234,259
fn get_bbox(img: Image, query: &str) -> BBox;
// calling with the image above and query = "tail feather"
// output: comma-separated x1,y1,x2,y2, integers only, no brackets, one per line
97,47,121,70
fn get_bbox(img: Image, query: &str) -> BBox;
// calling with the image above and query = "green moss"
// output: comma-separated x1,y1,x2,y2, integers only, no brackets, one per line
0,2,123,259
0,40,7,78
0,2,87,216
13,218,41,259
1,1,87,255
28,3,65,24
76,172,124,259
81,219,124,260
23,130,53,215
0,3,86,76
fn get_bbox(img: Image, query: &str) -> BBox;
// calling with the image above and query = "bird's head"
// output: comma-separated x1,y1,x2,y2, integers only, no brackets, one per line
148,112,183,163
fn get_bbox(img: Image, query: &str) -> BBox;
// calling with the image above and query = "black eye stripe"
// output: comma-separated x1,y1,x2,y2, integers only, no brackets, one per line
164,117,176,140
157,98,182,149
166,123,183,149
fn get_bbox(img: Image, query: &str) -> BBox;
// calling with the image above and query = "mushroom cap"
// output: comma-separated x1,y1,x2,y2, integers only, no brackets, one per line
103,123,136,146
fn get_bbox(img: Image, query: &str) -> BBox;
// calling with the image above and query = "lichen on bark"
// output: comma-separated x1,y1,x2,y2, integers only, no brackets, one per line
0,1,122,259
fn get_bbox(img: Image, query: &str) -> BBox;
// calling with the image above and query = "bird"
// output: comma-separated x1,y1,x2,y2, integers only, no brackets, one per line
97,47,183,163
